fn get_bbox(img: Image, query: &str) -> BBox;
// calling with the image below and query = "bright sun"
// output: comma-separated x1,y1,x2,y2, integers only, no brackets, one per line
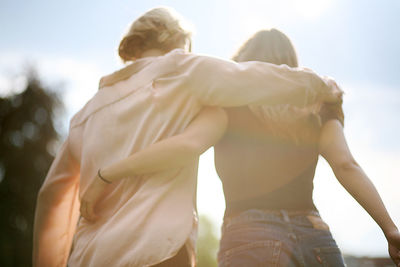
294,0,334,19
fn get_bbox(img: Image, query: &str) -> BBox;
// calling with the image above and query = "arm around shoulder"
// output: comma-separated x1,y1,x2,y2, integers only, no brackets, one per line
175,51,341,107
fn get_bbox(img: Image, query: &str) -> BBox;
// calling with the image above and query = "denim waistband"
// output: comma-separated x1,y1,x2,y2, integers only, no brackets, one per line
222,209,320,231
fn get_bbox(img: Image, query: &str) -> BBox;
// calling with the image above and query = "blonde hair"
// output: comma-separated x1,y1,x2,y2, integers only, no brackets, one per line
232,29,298,67
118,7,192,62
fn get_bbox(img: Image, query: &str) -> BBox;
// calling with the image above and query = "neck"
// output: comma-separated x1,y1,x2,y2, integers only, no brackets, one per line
139,49,166,59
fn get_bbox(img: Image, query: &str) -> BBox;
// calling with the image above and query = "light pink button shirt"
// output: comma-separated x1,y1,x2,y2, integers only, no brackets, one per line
33,49,337,267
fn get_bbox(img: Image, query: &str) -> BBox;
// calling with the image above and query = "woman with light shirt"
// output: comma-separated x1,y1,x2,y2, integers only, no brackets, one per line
33,8,342,267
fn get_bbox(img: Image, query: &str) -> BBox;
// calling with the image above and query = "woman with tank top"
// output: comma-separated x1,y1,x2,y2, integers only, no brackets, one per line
215,29,400,266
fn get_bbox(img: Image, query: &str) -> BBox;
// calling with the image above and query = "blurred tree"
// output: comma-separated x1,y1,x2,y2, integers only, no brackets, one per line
197,215,219,267
0,69,63,267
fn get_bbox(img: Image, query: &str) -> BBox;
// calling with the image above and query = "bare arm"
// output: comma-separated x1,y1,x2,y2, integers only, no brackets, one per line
80,106,228,221
319,120,400,265
101,106,228,181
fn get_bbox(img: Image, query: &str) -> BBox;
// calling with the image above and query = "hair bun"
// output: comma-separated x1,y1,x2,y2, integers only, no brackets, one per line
118,7,192,63
158,31,170,43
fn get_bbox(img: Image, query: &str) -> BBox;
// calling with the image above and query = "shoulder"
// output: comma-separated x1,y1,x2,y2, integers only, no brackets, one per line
319,93,344,127
69,96,98,128
171,49,237,72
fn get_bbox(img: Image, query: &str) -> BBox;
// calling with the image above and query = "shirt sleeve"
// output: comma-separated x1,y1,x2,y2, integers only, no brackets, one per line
319,99,345,127
33,137,80,267
176,52,336,108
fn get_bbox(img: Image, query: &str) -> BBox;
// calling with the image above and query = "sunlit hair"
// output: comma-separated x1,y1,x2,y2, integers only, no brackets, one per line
233,29,343,144
232,29,298,67
118,7,192,62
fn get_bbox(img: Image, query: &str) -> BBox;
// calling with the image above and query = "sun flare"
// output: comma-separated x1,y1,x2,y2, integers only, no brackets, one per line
293,0,334,19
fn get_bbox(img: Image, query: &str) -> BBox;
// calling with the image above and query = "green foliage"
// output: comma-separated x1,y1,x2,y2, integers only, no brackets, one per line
196,215,219,267
0,69,62,267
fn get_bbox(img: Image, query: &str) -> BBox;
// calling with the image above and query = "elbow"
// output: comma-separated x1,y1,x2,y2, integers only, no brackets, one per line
334,159,360,175
181,139,206,159
182,128,226,158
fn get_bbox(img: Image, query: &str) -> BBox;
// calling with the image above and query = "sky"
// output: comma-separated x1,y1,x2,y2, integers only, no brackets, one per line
1,0,400,257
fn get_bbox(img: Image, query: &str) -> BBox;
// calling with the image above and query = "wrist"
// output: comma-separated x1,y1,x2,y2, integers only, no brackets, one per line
97,169,112,184
382,225,399,237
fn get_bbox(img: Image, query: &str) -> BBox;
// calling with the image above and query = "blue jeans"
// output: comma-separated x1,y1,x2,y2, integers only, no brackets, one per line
218,209,346,267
